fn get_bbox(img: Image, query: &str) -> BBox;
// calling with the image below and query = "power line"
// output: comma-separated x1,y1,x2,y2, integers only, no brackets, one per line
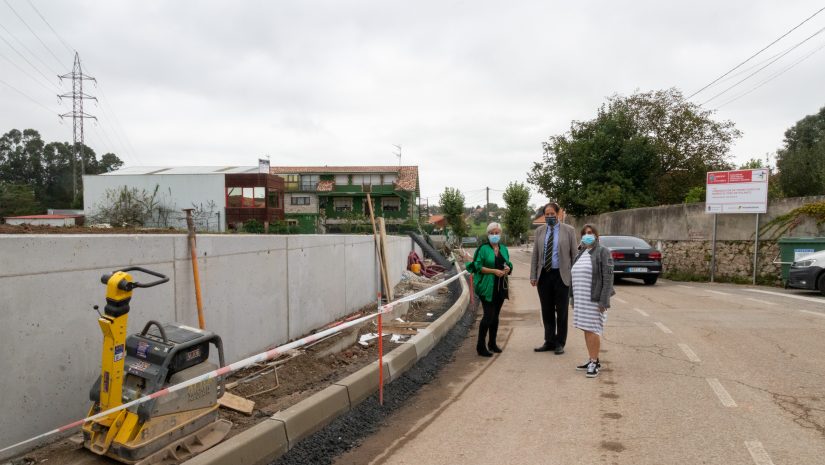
687,5,825,99
0,27,59,89
0,19,59,76
0,76,57,114
0,47,56,94
3,0,63,67
24,0,142,166
700,24,825,105
715,40,825,109
91,80,143,164
25,0,73,54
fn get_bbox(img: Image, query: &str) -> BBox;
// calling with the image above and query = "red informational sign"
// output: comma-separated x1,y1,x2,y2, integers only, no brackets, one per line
706,170,755,184
705,168,769,214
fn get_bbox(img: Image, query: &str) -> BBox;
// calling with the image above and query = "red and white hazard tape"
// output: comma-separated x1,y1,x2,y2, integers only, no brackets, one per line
0,270,468,456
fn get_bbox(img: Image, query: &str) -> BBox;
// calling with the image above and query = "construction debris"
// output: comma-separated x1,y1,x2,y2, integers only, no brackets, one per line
218,392,255,415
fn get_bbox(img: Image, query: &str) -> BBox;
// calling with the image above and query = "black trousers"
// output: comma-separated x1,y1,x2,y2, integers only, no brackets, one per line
478,294,505,350
537,268,569,347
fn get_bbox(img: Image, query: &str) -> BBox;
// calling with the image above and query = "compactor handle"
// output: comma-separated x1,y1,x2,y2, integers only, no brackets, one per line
100,267,169,291
139,320,169,343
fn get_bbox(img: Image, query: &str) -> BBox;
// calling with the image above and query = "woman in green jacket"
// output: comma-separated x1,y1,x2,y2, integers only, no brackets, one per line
466,222,513,357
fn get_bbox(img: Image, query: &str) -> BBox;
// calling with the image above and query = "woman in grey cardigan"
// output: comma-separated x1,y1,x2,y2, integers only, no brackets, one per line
571,224,614,378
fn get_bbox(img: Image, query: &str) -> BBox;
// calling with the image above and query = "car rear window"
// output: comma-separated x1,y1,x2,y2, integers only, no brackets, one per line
600,236,651,248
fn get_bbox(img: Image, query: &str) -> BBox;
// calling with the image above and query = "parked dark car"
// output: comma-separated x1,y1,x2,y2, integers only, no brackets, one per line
788,250,825,295
599,235,663,285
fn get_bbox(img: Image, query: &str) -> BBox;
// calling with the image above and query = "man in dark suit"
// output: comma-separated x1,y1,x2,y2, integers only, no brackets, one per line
530,202,578,354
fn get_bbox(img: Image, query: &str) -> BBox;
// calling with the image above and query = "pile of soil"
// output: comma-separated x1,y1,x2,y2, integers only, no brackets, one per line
0,224,185,234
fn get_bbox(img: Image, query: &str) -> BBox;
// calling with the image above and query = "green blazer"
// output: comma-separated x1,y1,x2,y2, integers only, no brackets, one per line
465,243,513,302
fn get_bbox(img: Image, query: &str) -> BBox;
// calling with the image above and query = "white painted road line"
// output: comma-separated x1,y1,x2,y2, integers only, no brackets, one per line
706,378,737,407
707,290,732,296
746,297,775,306
654,322,673,334
745,441,776,465
676,284,694,289
634,308,650,317
746,289,825,305
800,310,825,318
678,343,701,362
614,297,628,304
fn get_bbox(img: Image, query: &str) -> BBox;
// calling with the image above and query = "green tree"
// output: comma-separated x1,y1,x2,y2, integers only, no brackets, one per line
0,183,41,218
439,187,467,239
683,185,705,203
528,89,739,215
502,182,531,242
0,129,124,209
739,158,764,169
776,106,825,197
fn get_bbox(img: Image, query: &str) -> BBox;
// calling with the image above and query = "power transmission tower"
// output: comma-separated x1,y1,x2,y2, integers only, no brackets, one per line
58,52,97,204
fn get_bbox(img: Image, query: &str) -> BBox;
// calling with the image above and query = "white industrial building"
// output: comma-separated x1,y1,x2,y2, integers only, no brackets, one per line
83,166,259,232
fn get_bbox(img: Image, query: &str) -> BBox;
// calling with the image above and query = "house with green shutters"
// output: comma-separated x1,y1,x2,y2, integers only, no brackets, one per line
270,165,421,233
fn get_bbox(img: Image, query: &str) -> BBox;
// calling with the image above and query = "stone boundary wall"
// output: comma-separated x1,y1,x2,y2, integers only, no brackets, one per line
568,196,825,282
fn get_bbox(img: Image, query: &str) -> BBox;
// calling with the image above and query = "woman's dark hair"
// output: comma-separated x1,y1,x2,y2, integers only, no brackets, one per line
580,223,599,237
543,202,560,214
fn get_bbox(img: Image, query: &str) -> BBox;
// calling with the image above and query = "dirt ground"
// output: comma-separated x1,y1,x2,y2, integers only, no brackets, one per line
0,224,186,234
15,272,456,465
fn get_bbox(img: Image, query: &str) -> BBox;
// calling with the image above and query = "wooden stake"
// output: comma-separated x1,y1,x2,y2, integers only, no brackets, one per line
377,217,393,301
184,209,206,329
366,193,389,405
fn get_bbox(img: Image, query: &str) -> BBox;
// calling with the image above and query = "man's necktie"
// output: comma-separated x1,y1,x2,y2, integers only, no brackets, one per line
544,226,554,271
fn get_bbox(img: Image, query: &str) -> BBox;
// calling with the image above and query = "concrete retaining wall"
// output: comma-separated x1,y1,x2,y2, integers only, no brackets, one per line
0,234,421,457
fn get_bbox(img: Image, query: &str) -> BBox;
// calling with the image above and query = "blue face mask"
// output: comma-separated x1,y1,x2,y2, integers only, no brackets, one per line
545,216,557,226
582,234,596,246
488,234,501,244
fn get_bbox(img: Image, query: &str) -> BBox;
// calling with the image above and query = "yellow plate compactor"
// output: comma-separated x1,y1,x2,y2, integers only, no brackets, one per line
83,267,231,464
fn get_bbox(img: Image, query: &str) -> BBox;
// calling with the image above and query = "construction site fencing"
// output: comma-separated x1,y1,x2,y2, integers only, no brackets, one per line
0,269,468,458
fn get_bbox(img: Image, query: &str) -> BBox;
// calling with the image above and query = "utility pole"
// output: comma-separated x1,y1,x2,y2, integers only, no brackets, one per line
393,144,402,166
486,186,490,215
58,52,97,205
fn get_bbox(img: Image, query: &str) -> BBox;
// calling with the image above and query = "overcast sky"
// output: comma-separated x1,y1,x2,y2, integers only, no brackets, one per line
2,1,824,208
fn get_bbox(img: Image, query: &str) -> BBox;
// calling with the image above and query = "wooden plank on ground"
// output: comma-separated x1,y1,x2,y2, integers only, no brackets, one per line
218,391,255,415
382,321,431,328
381,327,418,335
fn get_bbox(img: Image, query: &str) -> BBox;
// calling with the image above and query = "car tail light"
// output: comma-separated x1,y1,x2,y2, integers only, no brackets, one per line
650,251,662,260
611,251,624,259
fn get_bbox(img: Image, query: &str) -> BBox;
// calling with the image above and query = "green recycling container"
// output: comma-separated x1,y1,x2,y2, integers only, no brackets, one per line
777,237,825,283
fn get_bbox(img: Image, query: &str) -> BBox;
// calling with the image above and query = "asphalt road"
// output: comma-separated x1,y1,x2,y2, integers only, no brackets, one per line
335,246,825,465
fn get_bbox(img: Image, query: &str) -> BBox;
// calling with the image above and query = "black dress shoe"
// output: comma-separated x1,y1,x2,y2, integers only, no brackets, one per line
488,345,503,353
477,348,493,357
554,346,565,355
534,344,554,352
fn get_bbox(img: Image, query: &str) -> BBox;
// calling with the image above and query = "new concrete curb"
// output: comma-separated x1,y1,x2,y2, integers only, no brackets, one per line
184,272,470,465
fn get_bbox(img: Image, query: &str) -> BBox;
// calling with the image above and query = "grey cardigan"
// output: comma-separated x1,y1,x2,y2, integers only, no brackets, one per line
571,244,614,308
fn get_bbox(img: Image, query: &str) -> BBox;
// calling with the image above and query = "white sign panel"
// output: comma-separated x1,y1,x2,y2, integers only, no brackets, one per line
705,168,769,214
258,158,270,174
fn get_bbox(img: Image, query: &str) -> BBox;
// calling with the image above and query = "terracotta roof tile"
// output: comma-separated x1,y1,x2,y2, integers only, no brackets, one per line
395,166,419,192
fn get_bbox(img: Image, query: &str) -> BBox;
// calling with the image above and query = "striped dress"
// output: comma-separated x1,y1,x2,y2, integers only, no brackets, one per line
572,250,607,335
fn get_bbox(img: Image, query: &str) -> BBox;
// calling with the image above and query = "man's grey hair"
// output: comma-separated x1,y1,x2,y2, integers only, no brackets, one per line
486,222,502,234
